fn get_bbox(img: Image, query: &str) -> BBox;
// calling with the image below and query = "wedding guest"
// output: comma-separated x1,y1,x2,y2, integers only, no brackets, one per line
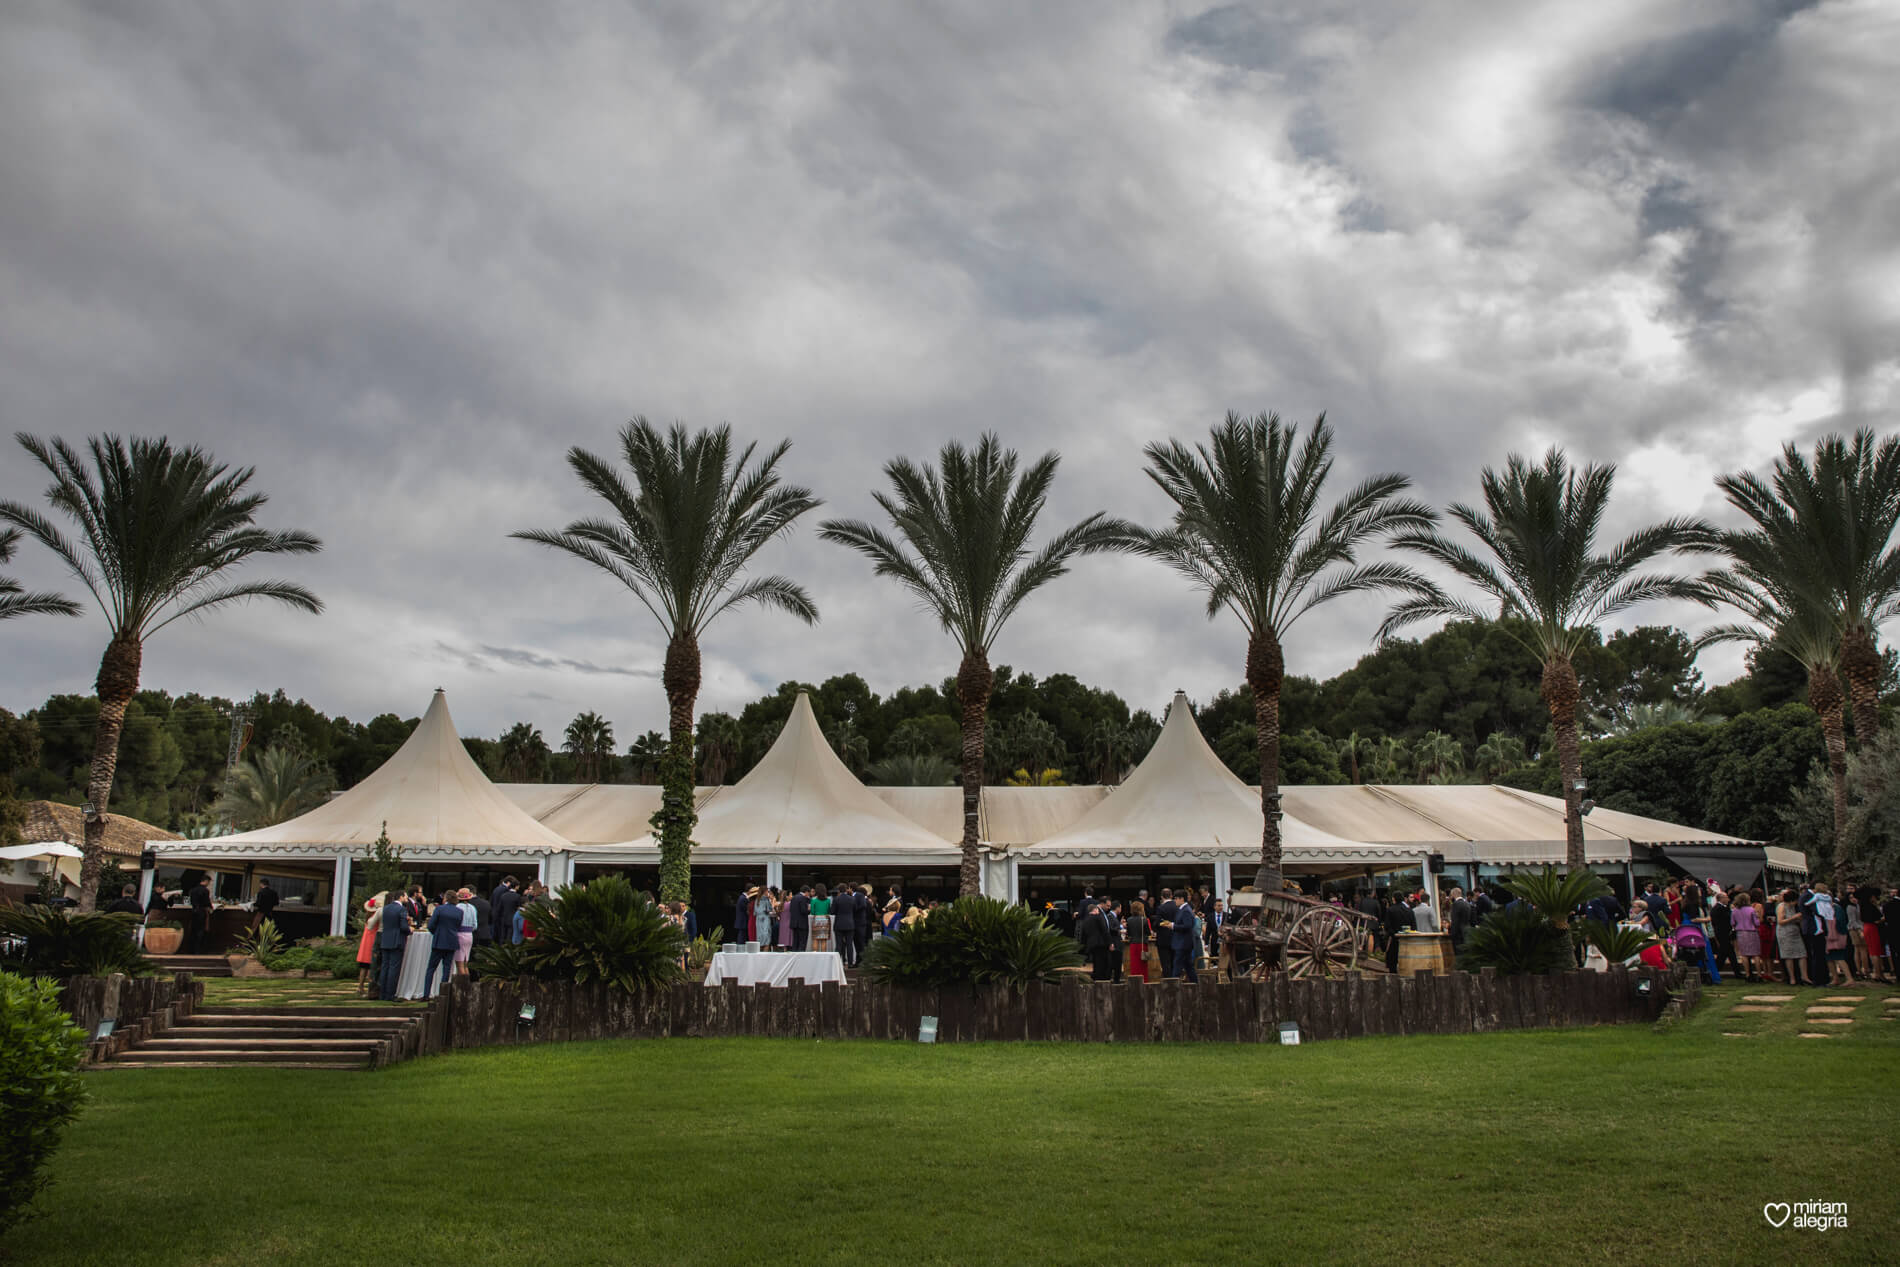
453,888,477,977
1775,890,1809,986
1858,885,1888,983
1731,890,1767,982
357,893,386,997
378,893,412,1001
1125,900,1152,982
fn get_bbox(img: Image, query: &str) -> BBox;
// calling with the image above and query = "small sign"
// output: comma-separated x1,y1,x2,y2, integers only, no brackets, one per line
918,1015,938,1044
1277,1021,1300,1046
94,1019,116,1041
517,1003,537,1025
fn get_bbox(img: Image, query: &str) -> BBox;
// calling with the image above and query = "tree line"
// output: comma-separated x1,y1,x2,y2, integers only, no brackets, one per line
3,422,1896,909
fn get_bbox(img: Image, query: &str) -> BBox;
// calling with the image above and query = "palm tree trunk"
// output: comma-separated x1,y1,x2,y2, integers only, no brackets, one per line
1247,629,1285,892
1541,654,1586,872
1839,623,1882,742
955,647,993,898
1807,663,1851,873
78,632,143,913
655,632,701,903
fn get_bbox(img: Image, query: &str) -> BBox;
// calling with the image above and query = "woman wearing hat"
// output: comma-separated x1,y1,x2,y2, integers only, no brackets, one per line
452,888,478,977
356,893,387,997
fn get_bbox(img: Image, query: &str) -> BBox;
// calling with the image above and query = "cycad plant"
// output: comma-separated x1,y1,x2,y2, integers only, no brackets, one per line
1384,450,1716,869
517,420,819,901
1455,906,1573,976
0,527,78,622
862,895,1081,991
1577,918,1659,966
513,874,686,991
1502,866,1610,930
0,434,321,910
822,435,1127,895
213,746,335,829
1129,412,1436,890
0,905,152,977
1717,430,1900,741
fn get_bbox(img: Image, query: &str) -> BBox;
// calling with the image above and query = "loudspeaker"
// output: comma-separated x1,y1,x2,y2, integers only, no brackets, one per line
1428,853,1446,875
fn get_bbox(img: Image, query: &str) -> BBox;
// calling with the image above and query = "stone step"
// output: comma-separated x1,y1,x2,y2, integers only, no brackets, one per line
173,1024,405,1040
143,1037,385,1051
146,955,233,977
113,1048,372,1066
188,1005,417,1018
182,1012,412,1029
99,1061,374,1070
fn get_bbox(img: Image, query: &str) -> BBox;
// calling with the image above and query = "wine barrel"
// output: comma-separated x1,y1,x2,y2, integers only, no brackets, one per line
1395,931,1454,977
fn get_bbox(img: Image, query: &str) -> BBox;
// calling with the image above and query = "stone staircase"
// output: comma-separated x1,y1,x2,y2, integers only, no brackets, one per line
144,953,234,978
105,1005,423,1069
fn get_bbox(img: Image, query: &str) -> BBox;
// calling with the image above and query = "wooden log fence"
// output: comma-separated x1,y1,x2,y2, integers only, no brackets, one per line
424,965,1698,1056
55,971,202,1066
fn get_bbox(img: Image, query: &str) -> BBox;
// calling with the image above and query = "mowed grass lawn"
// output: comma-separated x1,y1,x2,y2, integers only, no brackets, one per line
14,983,1897,1267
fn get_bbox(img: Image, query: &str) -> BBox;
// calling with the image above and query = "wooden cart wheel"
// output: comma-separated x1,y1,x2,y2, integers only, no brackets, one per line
1284,908,1359,979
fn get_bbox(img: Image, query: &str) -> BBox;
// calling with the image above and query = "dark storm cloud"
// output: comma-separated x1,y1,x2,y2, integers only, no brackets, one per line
1,0,1896,741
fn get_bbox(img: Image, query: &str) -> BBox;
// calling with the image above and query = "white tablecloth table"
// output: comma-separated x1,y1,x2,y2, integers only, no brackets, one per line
396,932,446,1000
702,951,846,987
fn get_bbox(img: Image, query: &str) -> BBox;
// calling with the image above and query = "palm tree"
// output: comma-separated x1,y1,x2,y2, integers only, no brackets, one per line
1083,718,1135,784
694,712,744,785
1701,568,1853,855
1128,412,1437,891
497,722,551,782
1334,731,1375,785
864,752,957,787
821,434,1130,895
0,527,80,622
1369,735,1413,783
0,434,321,910
825,721,871,775
213,746,335,829
515,419,819,901
1717,430,1900,741
627,730,668,784
1472,732,1527,782
1383,449,1716,869
1414,730,1465,783
562,711,615,782
1595,700,1715,735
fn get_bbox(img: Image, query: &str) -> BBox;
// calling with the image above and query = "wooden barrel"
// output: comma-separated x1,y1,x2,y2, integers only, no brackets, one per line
1395,931,1454,977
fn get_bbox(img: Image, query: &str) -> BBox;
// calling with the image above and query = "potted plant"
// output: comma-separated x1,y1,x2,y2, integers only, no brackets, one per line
143,919,183,955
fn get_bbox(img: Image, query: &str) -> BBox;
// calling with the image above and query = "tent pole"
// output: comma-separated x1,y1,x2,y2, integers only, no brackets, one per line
329,855,352,937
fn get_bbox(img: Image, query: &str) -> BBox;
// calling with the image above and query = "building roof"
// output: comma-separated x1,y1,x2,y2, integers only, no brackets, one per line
1017,693,1423,866
150,690,573,859
22,800,178,858
606,693,955,862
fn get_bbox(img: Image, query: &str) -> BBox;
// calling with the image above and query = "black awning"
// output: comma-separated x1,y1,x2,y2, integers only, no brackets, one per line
1652,844,1767,890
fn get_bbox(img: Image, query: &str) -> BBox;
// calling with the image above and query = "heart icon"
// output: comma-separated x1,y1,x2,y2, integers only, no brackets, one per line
1763,1203,1791,1228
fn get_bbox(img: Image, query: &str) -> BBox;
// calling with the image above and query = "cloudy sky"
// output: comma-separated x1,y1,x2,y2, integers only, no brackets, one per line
3,0,1897,743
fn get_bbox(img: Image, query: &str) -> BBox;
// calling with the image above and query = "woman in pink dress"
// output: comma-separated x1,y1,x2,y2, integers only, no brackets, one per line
1730,896,1765,981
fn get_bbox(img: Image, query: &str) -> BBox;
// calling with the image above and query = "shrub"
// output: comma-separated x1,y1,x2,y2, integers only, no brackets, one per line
0,971,88,1236
0,906,151,978
1577,919,1659,965
470,941,544,982
1456,907,1574,976
231,919,285,962
515,875,685,991
1501,867,1611,929
863,896,1082,991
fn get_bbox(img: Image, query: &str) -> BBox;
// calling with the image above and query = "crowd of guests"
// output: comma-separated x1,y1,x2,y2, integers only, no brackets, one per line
1053,887,1227,983
355,875,555,1000
726,883,942,966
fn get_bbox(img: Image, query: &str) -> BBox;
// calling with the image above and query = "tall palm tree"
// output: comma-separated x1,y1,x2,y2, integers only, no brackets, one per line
1472,731,1526,782
1383,449,1716,869
1717,430,1900,741
0,434,321,911
496,722,551,782
562,710,615,782
0,527,80,622
627,730,668,784
865,752,957,787
694,711,744,785
516,419,819,901
1369,735,1413,783
1128,412,1437,891
213,745,335,829
1701,568,1853,857
1083,718,1135,784
1334,730,1375,784
821,434,1129,895
1414,730,1465,782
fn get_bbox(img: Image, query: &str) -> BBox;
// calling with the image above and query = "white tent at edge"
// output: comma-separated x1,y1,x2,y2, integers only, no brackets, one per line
1013,691,1432,900
146,689,578,934
595,692,957,880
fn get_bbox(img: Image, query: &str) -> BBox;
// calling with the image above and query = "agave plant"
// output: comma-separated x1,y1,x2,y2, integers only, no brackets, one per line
1576,919,1659,966
862,896,1081,991
514,874,685,991
230,918,285,962
1501,867,1611,930
1455,907,1573,976
0,905,152,978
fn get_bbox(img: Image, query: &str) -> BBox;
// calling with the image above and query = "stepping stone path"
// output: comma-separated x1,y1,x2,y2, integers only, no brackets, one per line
1820,996,1865,1003
1730,1005,1782,1013
1797,1032,1839,1038
1743,995,1795,1003
1806,1006,1857,1014
1803,1018,1854,1025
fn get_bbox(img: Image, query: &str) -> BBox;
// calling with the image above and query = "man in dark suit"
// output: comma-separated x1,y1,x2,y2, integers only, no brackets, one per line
377,896,412,1001
1076,901,1114,980
1105,900,1126,982
833,881,860,966
1204,899,1226,961
789,886,811,952
854,886,873,963
423,894,462,997
1382,893,1410,973
1156,890,1179,979
1448,887,1476,950
1170,901,1200,982
490,876,520,946
185,876,214,953
470,888,494,945
105,884,144,915
251,880,279,929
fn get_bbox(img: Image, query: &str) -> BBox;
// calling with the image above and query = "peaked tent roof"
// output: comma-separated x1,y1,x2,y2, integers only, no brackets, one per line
1018,692,1420,865
612,693,954,861
151,690,574,858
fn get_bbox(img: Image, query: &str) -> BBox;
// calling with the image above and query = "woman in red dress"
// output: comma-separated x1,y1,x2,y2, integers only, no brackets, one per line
1125,900,1152,982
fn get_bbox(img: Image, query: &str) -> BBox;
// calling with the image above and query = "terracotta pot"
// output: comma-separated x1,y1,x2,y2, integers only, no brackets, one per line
143,926,182,954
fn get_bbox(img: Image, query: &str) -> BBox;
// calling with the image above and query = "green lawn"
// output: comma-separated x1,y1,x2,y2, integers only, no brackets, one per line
15,983,1896,1266
196,976,424,1009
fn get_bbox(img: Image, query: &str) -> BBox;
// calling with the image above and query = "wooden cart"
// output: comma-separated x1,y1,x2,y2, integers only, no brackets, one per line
1222,890,1376,980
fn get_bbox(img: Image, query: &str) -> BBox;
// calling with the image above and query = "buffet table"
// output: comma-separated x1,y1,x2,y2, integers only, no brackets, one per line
702,951,846,987
396,932,448,1000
